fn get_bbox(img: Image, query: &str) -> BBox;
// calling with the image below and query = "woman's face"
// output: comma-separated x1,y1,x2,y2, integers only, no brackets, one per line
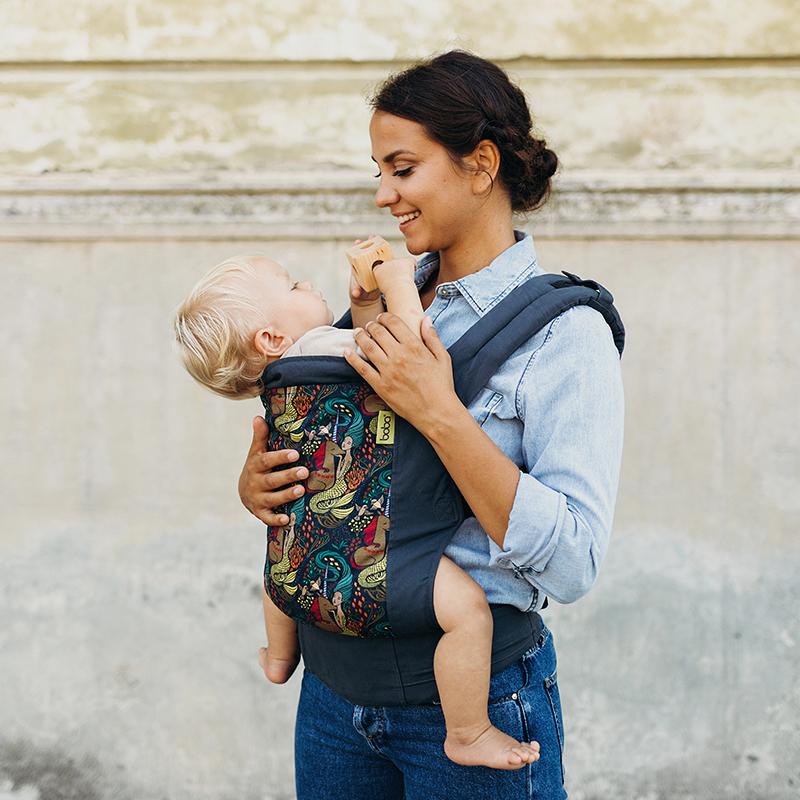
369,111,479,256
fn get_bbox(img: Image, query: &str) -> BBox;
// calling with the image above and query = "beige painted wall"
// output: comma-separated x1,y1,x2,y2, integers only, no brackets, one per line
1,3,798,800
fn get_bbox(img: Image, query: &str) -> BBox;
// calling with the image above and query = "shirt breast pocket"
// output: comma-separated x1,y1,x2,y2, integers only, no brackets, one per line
471,388,504,428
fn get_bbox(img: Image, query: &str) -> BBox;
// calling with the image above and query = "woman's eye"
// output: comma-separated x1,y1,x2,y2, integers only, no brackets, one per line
393,167,413,177
291,282,298,290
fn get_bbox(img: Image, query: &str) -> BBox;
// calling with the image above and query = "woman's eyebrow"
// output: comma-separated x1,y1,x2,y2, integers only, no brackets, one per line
371,150,417,164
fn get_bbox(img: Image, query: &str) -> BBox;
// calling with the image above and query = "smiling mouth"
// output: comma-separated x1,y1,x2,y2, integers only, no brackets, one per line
396,211,420,225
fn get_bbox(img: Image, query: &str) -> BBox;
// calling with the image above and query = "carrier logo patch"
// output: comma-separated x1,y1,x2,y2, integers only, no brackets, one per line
376,410,395,445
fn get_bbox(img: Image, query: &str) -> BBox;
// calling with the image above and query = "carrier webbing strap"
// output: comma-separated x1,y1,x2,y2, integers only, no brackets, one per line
449,272,624,408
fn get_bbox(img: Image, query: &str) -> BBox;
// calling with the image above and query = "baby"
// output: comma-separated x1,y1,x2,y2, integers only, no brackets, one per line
173,245,540,770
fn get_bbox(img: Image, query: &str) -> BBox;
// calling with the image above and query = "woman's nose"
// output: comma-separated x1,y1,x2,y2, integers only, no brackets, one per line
374,178,399,209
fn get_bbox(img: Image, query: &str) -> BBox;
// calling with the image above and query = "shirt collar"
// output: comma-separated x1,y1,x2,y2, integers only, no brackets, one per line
413,230,541,315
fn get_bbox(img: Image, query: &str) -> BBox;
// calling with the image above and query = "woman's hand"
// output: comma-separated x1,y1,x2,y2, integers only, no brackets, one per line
238,417,307,526
344,314,460,435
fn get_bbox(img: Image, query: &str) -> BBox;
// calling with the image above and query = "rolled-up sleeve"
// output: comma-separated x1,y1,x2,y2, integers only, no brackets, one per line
487,304,625,604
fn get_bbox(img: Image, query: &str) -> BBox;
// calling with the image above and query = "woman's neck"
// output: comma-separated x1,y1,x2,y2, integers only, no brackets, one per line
436,216,517,284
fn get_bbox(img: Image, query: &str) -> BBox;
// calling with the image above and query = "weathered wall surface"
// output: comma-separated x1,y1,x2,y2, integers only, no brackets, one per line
1,3,798,800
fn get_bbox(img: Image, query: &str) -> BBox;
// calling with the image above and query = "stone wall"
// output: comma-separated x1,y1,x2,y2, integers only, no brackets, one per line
1,3,798,799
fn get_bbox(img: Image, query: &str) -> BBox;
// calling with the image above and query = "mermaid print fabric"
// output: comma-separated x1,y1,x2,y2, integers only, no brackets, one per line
262,381,394,638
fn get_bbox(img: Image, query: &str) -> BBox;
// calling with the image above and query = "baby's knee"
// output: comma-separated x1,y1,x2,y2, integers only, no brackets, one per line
461,578,492,625
435,564,492,633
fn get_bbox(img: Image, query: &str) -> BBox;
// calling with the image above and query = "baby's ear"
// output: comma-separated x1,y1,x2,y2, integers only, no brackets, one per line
254,326,293,358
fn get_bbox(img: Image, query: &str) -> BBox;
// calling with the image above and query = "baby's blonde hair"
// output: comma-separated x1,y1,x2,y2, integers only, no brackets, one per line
174,255,274,399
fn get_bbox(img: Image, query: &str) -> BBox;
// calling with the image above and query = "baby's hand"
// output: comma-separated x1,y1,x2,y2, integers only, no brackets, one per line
349,271,382,307
372,257,417,288
349,237,383,308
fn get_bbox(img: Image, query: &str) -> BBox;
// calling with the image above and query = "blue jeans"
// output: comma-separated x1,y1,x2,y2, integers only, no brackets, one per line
294,627,567,800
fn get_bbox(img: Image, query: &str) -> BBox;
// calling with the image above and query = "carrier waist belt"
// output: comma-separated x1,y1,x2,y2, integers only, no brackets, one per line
297,604,543,706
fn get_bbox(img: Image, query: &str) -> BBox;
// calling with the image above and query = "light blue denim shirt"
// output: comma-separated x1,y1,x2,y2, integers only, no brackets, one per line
414,231,624,611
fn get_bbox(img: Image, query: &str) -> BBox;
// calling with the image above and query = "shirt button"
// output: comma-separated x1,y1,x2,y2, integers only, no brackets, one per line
511,692,518,700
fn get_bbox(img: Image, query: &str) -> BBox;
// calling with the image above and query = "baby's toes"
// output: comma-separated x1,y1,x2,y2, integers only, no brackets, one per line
516,745,539,763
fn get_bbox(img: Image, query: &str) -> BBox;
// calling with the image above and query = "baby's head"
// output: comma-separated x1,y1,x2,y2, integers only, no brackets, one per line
174,254,333,399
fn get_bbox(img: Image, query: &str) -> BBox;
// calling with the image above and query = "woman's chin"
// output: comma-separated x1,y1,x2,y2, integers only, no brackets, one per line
403,234,428,256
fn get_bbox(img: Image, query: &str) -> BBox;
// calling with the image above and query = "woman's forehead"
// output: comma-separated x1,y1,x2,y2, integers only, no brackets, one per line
369,112,430,160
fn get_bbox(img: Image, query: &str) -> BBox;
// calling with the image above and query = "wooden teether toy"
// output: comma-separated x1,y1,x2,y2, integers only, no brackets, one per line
346,236,394,292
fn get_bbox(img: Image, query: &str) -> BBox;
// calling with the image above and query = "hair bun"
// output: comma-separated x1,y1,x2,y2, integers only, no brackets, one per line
541,148,558,179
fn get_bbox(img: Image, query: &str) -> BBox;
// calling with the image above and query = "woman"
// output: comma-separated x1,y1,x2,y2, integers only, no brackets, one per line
239,51,624,799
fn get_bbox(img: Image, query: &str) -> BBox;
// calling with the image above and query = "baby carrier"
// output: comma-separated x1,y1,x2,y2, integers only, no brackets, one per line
260,270,625,640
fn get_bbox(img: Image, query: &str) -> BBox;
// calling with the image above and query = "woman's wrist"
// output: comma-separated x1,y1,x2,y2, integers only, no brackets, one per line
416,390,469,443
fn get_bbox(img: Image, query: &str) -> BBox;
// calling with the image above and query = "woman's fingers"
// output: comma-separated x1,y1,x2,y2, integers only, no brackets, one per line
245,419,299,469
353,327,390,366
258,508,293,527
239,419,303,521
373,313,419,347
263,463,308,490
248,480,307,526
362,320,399,353
247,416,269,457
344,347,383,389
253,448,299,473
421,315,449,359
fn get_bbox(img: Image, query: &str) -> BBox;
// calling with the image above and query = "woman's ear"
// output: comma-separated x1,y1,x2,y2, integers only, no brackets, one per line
468,139,502,194
254,326,294,359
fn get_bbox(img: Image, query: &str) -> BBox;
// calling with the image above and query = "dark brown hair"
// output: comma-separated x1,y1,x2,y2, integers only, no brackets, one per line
370,50,558,212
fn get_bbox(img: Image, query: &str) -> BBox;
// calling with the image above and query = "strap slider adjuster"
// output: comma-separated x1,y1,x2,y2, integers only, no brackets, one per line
561,271,612,304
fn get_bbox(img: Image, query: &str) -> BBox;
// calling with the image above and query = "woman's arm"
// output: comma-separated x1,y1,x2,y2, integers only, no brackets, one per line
344,314,518,545
344,306,624,605
485,306,624,603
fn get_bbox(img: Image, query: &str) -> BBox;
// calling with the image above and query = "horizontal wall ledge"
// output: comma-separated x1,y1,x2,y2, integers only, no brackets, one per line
1,170,797,241
2,68,798,174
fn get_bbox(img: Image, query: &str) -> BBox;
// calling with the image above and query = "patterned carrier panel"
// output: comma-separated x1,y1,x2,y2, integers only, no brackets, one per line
262,382,394,638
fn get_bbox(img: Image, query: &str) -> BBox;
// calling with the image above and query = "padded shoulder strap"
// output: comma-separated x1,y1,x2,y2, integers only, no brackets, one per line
450,272,625,407
331,272,624,410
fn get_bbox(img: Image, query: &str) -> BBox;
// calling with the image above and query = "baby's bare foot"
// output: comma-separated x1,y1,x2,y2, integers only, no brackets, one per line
444,724,541,771
258,646,300,684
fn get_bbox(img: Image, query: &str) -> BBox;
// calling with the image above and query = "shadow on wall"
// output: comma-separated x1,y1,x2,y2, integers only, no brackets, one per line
0,739,119,800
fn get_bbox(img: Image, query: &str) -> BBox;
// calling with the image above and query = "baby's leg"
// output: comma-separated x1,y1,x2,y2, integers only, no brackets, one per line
433,556,540,770
258,581,300,684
